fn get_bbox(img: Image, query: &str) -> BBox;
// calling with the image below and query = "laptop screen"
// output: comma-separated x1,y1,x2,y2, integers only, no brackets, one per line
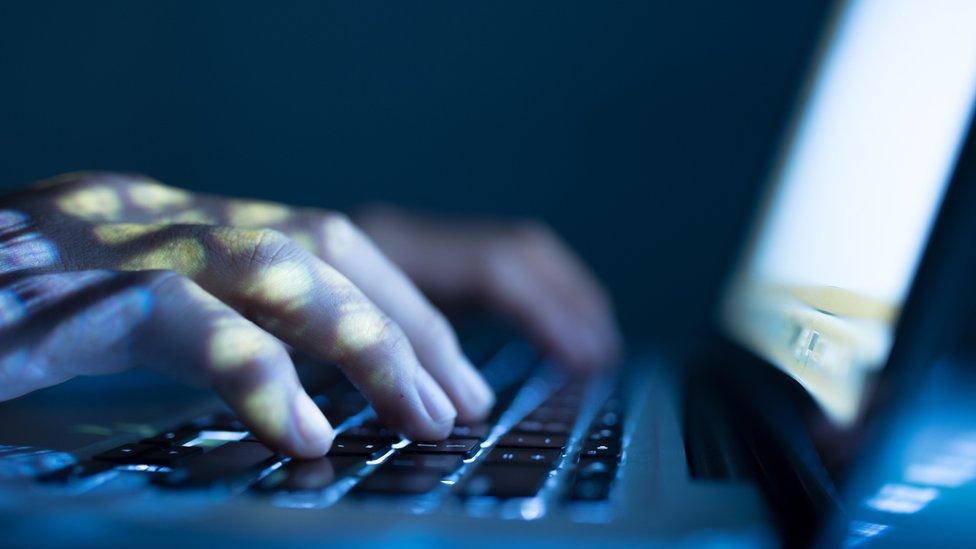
721,0,976,425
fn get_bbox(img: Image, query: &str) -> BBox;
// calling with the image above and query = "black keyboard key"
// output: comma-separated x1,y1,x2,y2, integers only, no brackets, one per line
450,423,492,440
497,433,567,449
514,420,573,435
141,430,195,447
319,403,365,425
186,413,247,432
586,427,621,442
327,437,392,459
545,389,585,405
138,446,203,466
342,424,394,439
401,438,480,455
93,443,154,463
158,441,279,488
484,447,561,466
38,460,116,484
381,454,463,473
576,457,617,479
592,410,623,429
524,406,579,423
460,464,550,498
580,440,622,459
258,456,363,492
570,477,613,500
353,471,444,495
600,396,624,414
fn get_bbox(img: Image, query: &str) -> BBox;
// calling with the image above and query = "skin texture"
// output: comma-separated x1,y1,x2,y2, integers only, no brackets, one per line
0,172,621,458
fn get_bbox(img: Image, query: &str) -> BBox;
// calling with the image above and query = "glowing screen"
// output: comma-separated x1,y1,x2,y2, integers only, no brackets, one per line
722,0,976,423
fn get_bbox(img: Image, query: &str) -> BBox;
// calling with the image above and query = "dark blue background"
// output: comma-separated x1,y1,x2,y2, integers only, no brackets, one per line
0,1,830,350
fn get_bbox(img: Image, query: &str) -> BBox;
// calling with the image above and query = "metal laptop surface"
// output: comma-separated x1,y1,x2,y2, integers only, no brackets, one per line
0,347,773,546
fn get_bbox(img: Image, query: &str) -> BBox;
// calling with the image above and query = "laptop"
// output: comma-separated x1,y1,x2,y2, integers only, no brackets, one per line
1,0,975,545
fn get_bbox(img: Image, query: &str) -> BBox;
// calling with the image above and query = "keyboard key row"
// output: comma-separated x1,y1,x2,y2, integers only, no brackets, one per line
567,389,626,501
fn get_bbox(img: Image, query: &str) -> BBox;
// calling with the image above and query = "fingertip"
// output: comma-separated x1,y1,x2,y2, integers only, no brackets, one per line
291,392,334,458
410,367,457,440
451,356,496,423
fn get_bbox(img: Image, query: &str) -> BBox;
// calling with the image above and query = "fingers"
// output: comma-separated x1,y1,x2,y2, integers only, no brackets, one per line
293,211,494,422
34,176,468,437
0,269,332,458
505,223,622,363
94,224,456,441
357,208,622,370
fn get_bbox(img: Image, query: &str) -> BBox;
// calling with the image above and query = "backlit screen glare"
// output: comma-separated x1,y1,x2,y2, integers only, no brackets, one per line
722,0,976,423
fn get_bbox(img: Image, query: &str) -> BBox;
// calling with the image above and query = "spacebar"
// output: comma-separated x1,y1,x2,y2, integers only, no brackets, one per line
157,441,280,488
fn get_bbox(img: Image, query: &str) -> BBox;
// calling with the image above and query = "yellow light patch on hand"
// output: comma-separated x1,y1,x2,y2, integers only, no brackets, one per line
56,185,123,221
335,302,390,354
93,223,165,245
128,182,192,212
367,367,397,392
227,200,291,227
119,238,208,276
242,382,289,439
208,317,279,371
211,227,268,257
245,260,314,311
157,209,217,225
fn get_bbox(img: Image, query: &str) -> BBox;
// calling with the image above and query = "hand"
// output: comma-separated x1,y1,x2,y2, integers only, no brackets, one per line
357,206,622,371
0,172,495,458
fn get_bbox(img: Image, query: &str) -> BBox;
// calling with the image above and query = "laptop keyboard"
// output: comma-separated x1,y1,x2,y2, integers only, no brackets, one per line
35,341,630,519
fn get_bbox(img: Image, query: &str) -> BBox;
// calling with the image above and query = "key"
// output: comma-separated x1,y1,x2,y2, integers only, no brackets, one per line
93,443,154,463
592,411,623,429
576,457,617,479
524,406,579,423
580,440,622,458
140,430,195,447
342,424,394,439
570,477,613,500
183,413,247,432
380,454,463,473
514,420,573,435
353,472,444,495
38,460,116,484
450,423,493,439
600,396,625,414
257,456,363,492
401,438,480,455
138,446,203,466
497,433,567,449
319,402,365,425
460,465,550,498
484,447,561,466
327,437,392,459
586,427,621,442
157,441,279,488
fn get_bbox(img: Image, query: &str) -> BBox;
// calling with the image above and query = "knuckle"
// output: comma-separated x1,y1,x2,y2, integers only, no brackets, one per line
238,228,298,271
372,315,412,358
